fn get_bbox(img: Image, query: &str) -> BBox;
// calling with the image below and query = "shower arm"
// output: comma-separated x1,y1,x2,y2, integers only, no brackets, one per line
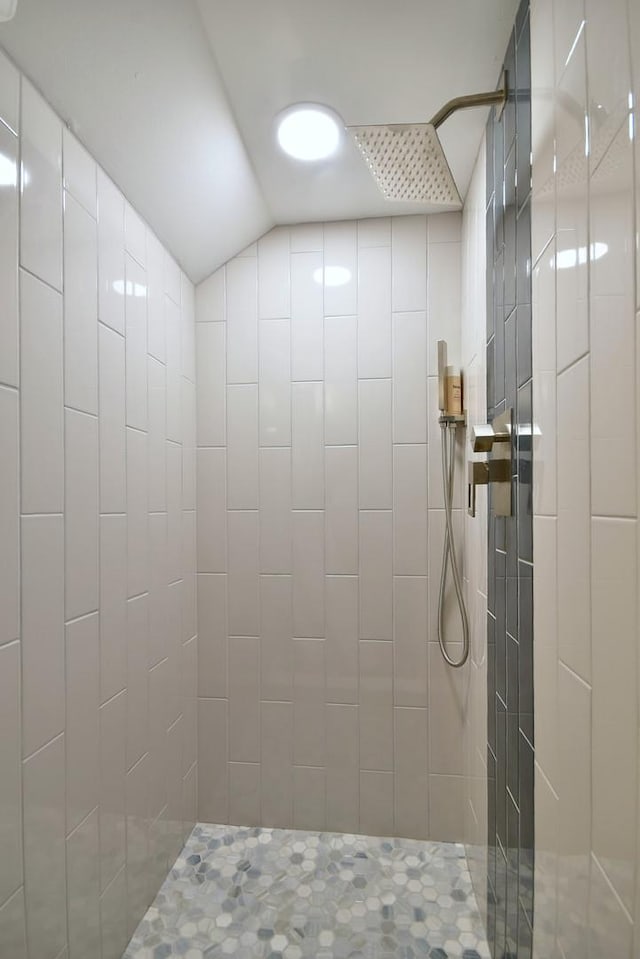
430,72,508,130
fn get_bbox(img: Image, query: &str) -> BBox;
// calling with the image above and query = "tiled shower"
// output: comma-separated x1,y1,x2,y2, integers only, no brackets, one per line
2,0,640,956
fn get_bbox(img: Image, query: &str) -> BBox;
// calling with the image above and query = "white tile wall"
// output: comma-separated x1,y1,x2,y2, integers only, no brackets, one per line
196,216,464,837
458,142,490,903
0,49,198,959
531,1,640,954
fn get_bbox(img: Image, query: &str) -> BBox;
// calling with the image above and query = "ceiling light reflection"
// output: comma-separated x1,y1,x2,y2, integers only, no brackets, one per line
0,152,17,187
112,280,147,297
313,265,351,287
552,242,608,270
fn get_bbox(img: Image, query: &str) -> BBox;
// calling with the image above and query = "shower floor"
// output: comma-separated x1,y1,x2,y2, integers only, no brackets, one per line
123,823,490,959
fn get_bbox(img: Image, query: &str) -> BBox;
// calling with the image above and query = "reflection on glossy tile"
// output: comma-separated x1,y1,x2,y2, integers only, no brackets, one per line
20,80,62,290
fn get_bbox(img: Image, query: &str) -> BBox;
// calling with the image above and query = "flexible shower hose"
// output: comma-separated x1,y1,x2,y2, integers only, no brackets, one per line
437,422,470,668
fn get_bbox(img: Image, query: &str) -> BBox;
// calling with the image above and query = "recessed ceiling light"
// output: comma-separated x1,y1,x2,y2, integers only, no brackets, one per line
276,105,342,161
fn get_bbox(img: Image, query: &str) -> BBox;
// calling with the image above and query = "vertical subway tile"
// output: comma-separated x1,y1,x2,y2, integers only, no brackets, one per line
126,594,149,770
393,444,428,575
358,245,392,378
124,254,148,431
293,766,326,832
259,448,292,574
126,427,149,598
166,439,182,586
228,763,260,827
591,518,637,915
227,384,259,509
20,80,63,291
66,613,100,834
393,576,428,708
124,203,146,267
359,640,393,771
100,868,128,959
261,701,293,828
427,241,462,374
198,699,228,824
125,754,150,936
20,270,63,513
428,774,466,842
557,355,590,681
392,311,428,443
428,643,465,775
196,321,226,447
229,637,260,763
394,707,428,839
21,515,64,758
358,217,391,247
292,381,324,509
258,227,290,319
326,704,359,833
293,639,326,767
100,515,127,702
325,445,358,574
391,215,427,312
197,574,227,698
260,574,293,702
0,48,19,133
195,265,225,323
0,888,27,959
259,318,291,445
97,171,125,336
196,448,226,573
65,409,99,619
165,295,182,442
147,357,167,512
292,510,325,638
359,771,394,837
358,378,392,508
291,251,323,380
99,690,126,893
325,575,359,705
63,193,98,414
66,808,101,959
290,223,323,253
98,323,126,513
226,256,258,384
324,314,357,445
0,118,18,389
146,233,166,363
0,640,22,904
323,221,357,316
227,510,259,636
0,386,19,645
23,734,67,959
359,510,392,640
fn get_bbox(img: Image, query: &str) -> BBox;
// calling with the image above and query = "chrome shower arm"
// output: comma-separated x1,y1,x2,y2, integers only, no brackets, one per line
430,71,508,130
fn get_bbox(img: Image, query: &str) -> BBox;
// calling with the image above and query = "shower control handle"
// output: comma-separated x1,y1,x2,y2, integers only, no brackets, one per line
467,409,513,518
471,422,511,453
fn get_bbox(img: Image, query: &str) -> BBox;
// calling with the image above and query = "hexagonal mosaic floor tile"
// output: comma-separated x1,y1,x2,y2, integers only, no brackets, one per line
123,824,491,959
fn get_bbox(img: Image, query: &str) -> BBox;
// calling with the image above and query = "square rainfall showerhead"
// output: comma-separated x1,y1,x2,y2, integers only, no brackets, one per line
349,123,462,205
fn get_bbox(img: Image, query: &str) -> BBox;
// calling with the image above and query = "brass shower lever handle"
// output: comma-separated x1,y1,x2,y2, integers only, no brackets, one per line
467,409,513,518
467,459,511,517
471,421,511,453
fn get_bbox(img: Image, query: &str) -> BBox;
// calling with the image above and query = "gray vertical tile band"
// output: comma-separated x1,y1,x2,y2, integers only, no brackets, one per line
485,1,533,956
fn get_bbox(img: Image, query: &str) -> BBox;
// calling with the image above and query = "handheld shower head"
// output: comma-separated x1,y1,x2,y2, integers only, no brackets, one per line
348,73,508,204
